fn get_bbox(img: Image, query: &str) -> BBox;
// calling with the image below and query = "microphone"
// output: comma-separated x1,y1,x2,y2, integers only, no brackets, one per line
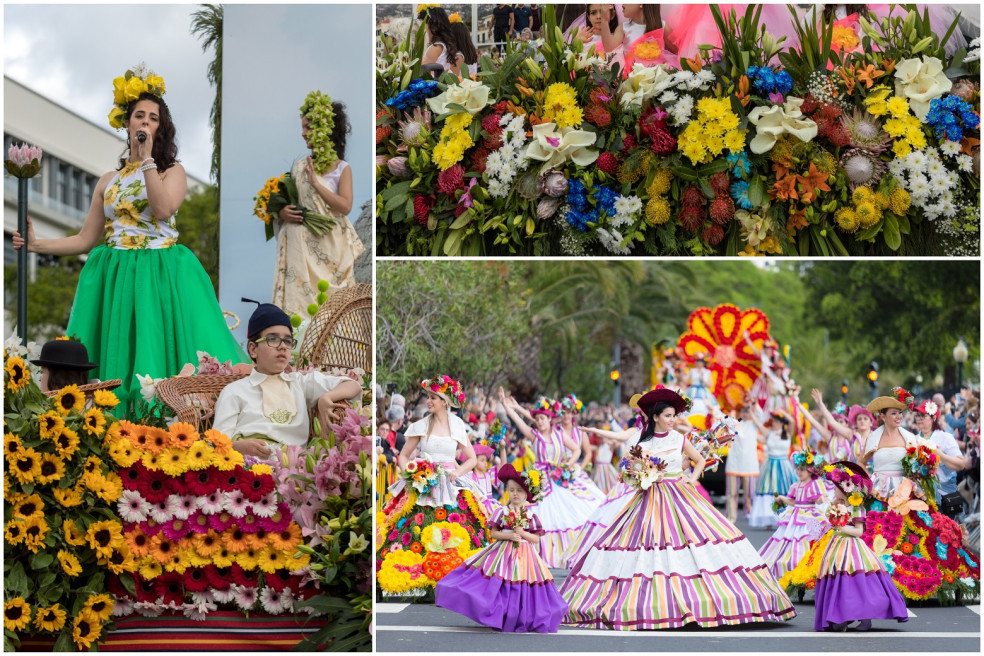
137,131,147,143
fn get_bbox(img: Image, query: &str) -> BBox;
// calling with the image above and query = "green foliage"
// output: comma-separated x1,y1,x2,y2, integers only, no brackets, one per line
175,184,221,292
3,263,81,342
190,5,223,185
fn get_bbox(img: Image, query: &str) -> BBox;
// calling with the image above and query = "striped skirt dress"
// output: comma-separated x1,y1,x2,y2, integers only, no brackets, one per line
435,507,568,633
559,478,797,630
561,480,636,569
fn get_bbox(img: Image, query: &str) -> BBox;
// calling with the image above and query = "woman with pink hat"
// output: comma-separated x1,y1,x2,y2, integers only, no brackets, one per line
560,386,795,630
803,388,873,462
555,394,606,503
498,388,603,567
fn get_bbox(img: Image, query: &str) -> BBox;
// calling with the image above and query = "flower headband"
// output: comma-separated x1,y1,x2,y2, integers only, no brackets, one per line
416,3,440,18
421,375,466,406
108,65,166,130
892,386,915,409
791,449,824,476
532,397,563,417
448,12,462,24
521,468,545,502
560,393,583,414
300,91,339,175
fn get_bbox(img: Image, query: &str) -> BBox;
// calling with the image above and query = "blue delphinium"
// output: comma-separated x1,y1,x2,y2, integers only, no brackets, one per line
385,79,440,111
566,179,593,231
925,95,981,143
594,186,620,218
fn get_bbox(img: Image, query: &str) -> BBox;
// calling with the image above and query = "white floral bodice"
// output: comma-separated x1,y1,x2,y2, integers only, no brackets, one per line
103,163,178,250
639,430,685,474
404,415,469,465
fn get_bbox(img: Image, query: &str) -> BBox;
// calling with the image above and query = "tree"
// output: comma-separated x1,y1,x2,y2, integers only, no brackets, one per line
177,184,221,292
190,4,223,186
3,262,81,342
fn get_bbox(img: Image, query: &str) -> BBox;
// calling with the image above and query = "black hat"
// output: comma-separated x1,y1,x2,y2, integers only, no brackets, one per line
243,298,292,340
30,340,98,370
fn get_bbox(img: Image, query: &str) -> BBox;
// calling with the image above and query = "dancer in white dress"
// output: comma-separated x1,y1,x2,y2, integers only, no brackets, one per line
725,403,762,523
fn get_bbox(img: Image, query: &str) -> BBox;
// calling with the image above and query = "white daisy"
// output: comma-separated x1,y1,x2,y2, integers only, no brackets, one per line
906,151,928,172
697,69,716,84
940,140,961,157
940,199,957,217
118,489,151,523
929,175,951,195
926,159,947,177
199,491,224,515
908,178,931,199
659,90,679,104
488,178,507,198
887,158,906,179
956,155,973,173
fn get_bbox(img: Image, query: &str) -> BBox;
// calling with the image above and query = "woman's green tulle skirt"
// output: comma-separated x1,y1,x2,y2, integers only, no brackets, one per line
66,244,248,414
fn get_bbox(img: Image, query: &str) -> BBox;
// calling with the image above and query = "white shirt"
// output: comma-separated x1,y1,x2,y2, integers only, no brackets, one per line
212,369,360,446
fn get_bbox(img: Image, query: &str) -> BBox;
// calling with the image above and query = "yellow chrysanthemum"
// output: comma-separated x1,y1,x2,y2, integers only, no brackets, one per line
82,408,107,437
92,389,120,409
5,356,30,393
432,112,475,171
57,549,83,577
53,486,84,508
38,412,65,440
542,82,583,129
33,604,67,633
888,187,911,215
8,447,42,485
72,608,103,650
36,453,66,485
885,96,910,119
4,597,32,632
377,550,429,593
53,384,85,416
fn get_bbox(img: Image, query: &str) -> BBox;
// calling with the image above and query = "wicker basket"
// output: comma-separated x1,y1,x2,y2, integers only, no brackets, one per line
297,283,372,374
155,374,247,431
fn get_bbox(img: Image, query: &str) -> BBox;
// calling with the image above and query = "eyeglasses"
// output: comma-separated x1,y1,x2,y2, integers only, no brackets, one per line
252,335,297,349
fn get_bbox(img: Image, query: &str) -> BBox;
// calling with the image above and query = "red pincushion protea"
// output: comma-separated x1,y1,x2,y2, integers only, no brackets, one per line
470,146,491,173
709,172,730,195
679,206,704,232
620,134,638,152
481,113,503,134
800,96,820,114
702,223,725,245
709,197,735,225
375,125,392,144
437,164,465,195
597,152,619,175
413,194,436,226
589,86,612,105
681,185,704,208
584,103,612,127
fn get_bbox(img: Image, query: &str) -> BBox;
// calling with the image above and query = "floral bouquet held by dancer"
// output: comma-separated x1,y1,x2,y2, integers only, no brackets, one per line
618,445,668,490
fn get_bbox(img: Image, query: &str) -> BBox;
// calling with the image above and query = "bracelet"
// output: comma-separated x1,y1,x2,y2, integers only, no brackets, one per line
140,163,158,173
140,157,155,166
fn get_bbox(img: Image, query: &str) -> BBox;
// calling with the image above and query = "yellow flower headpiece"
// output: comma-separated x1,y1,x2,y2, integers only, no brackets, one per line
108,65,166,130
416,4,440,17
448,12,462,24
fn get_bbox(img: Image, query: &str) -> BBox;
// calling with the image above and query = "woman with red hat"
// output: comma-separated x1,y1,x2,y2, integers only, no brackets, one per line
498,388,603,568
435,462,568,633
812,461,908,631
559,386,796,630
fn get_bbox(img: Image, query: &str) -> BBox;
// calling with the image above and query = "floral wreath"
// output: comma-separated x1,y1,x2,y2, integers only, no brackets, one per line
823,462,870,505
108,65,166,130
421,375,466,406
791,448,824,476
560,393,583,414
416,4,440,18
300,91,339,176
521,469,545,502
892,386,915,409
533,397,563,416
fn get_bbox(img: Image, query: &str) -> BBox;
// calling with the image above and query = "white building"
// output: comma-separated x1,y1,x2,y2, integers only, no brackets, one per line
3,76,206,304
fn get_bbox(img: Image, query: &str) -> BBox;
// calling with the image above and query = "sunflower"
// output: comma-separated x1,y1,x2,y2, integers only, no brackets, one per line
159,448,188,477
138,559,163,579
33,604,67,633
144,427,172,455
57,549,83,577
63,519,87,546
51,427,80,461
3,597,31,632
36,453,66,485
92,389,120,409
95,473,123,503
4,519,26,545
82,408,107,437
22,515,49,553
37,412,65,441
82,594,115,622
168,422,198,449
86,519,124,558
12,493,43,519
185,441,212,471
256,546,285,574
3,432,22,459
53,486,84,508
270,524,303,552
5,356,30,392
9,447,42,485
2,474,9,497
149,534,176,564
72,609,103,650
53,384,85,416
100,545,137,575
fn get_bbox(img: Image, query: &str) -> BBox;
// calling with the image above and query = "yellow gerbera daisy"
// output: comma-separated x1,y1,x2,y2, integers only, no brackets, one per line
8,447,42,485
82,408,106,437
249,463,273,476
57,549,83,577
37,412,65,440
184,441,212,471
36,453,66,485
256,546,285,574
32,603,67,633
848,491,864,507
211,450,243,471
159,448,188,477
92,389,120,409
5,356,30,393
4,597,31,632
53,384,85,416
72,609,103,650
141,450,162,471
212,546,235,569
138,559,163,580
234,547,260,570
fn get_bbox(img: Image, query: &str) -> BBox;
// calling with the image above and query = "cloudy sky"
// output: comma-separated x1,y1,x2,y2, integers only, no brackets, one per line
5,3,372,347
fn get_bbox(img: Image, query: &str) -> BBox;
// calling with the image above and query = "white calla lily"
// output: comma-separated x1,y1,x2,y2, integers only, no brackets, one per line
747,97,818,154
426,78,492,116
894,56,952,120
524,123,599,173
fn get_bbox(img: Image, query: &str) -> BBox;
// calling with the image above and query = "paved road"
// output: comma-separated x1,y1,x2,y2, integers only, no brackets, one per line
375,512,981,653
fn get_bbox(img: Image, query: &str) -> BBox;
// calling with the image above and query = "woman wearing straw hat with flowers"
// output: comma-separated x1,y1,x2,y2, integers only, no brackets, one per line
860,387,928,502
13,66,246,414
560,385,796,630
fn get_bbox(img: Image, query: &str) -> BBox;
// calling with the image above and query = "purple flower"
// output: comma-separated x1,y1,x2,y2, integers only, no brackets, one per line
768,92,784,104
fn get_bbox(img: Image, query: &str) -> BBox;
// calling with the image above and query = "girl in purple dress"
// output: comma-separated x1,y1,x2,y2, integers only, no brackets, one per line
435,463,568,633
813,461,908,632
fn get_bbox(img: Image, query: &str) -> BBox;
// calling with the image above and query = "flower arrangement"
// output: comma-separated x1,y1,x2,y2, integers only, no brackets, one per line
420,375,466,406
400,458,443,494
827,503,852,527
687,419,739,473
901,442,940,501
520,468,544,502
481,419,506,449
255,172,337,241
376,5,979,256
108,65,166,129
300,91,339,176
253,174,285,228
619,445,669,491
547,463,576,489
4,351,131,650
892,386,916,408
501,506,531,531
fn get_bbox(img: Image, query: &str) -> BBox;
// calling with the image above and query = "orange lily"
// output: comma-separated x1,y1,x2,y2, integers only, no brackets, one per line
736,75,751,107
798,163,832,204
786,206,809,233
960,135,980,156
770,174,800,202
880,57,896,74
855,63,885,89
837,67,856,96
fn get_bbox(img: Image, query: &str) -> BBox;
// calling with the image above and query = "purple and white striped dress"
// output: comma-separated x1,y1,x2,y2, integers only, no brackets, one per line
758,477,830,579
435,504,569,633
560,430,797,630
554,426,607,503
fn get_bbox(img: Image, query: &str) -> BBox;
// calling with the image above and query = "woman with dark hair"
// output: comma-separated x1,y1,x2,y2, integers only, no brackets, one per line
450,18,480,78
419,5,460,75
13,67,245,414
273,97,364,317
31,339,96,393
559,386,796,630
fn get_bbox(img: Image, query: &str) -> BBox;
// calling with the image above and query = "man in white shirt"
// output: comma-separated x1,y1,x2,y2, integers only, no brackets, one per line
213,300,362,459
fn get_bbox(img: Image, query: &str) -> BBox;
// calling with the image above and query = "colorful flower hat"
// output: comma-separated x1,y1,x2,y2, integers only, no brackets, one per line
531,397,561,418
913,399,941,420
791,448,824,477
560,393,583,415
867,386,914,413
421,375,466,408
824,460,872,496
833,400,848,415
108,65,166,130
498,463,544,501
473,443,494,458
631,384,692,415
847,404,875,426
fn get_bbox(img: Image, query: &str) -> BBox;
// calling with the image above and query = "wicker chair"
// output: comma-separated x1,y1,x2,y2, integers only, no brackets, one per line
297,283,372,374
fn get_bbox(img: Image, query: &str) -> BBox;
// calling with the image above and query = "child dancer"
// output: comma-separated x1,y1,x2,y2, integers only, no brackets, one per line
813,461,908,632
435,463,568,633
468,443,499,514
758,450,830,580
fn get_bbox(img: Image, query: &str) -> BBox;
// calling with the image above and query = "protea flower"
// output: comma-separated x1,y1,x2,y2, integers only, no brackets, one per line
839,149,886,190
840,109,890,153
397,107,433,149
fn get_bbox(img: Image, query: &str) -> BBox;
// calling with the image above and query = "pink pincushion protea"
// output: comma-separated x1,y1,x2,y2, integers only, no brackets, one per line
840,109,891,153
839,149,886,190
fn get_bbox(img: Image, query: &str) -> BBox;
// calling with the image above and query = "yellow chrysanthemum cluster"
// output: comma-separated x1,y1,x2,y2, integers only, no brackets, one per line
865,90,926,157
433,113,475,171
108,69,166,129
420,521,472,558
779,529,834,591
542,83,583,129
253,174,285,224
377,549,431,592
678,98,746,165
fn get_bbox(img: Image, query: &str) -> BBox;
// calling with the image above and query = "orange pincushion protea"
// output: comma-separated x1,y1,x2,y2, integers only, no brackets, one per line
422,550,463,582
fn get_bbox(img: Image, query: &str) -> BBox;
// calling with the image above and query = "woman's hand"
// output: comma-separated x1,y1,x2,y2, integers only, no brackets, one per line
11,216,34,252
811,388,824,406
278,205,305,224
576,26,594,41
448,470,458,484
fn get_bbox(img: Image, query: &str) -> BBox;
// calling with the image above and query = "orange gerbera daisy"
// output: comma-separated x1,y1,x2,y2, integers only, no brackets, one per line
144,427,171,455
193,530,223,557
148,533,177,564
168,422,198,449
225,528,250,554
270,524,303,552
203,428,233,453
126,528,152,558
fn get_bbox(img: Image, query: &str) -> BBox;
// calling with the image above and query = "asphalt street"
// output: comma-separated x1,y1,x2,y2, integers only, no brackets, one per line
375,509,982,653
